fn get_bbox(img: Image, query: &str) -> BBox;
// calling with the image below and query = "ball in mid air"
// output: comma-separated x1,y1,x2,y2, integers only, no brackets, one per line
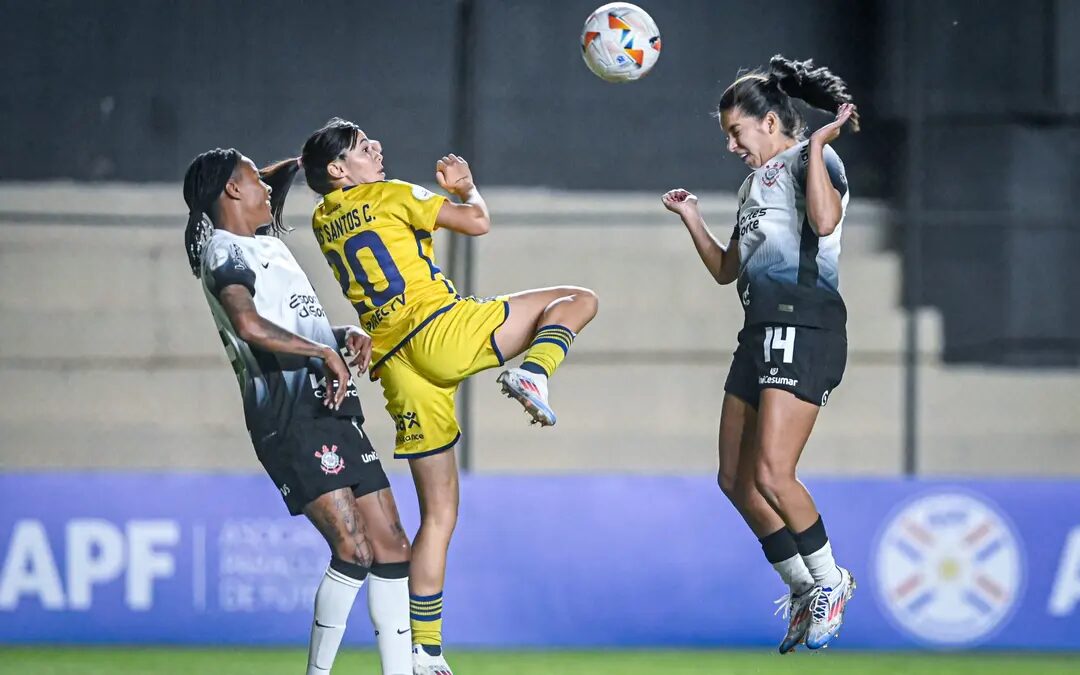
580,2,661,83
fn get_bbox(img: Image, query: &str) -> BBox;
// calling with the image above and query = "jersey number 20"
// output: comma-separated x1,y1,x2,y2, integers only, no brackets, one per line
324,231,405,312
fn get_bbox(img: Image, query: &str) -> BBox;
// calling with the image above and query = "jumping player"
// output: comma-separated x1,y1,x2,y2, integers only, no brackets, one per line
662,56,859,652
292,119,598,674
184,148,412,675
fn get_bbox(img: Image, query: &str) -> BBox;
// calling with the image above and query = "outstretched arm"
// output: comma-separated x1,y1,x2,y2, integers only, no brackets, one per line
662,189,740,285
434,154,490,236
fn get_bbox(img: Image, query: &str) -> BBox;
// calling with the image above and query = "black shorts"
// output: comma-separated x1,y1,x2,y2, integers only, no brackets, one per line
253,415,391,516
724,323,847,409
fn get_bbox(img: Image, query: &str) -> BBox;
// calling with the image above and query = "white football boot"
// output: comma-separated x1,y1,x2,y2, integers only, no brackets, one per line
775,586,816,654
805,567,856,649
412,644,453,675
496,367,557,426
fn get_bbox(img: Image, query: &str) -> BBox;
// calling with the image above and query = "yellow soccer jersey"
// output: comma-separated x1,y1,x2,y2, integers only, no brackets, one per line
312,180,456,370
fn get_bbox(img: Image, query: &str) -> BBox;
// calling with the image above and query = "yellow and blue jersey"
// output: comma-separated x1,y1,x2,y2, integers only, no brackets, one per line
312,179,456,371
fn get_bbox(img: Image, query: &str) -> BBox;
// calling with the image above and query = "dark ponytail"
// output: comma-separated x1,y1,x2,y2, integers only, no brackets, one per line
182,148,240,277
301,117,361,195
768,55,859,131
717,54,859,138
259,157,302,236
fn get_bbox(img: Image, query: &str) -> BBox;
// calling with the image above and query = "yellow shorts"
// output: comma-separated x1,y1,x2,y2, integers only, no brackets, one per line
374,297,510,459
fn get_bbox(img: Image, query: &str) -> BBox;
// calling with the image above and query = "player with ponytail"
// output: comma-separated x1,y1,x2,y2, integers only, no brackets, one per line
281,118,600,675
183,151,298,277
662,55,858,652
183,149,413,675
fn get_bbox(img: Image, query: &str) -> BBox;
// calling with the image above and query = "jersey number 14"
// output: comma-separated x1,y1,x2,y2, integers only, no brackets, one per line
763,326,796,364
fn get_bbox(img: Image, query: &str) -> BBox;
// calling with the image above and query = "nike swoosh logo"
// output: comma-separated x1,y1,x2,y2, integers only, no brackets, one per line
261,262,269,268
396,628,410,634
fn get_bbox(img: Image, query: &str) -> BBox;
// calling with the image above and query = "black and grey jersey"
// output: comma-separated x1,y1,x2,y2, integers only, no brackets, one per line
199,229,362,441
734,141,849,333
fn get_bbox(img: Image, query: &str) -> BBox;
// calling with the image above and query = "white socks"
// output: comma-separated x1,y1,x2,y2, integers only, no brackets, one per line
307,563,365,675
802,540,843,589
772,553,816,595
368,569,412,675
305,560,412,675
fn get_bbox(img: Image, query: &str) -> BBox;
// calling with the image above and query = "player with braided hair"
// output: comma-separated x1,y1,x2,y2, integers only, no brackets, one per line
661,55,858,652
184,149,412,675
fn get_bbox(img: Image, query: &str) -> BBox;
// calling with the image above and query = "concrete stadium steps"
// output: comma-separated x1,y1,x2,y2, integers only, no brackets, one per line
4,353,1075,476
472,360,905,475
0,195,927,361
1,184,1076,475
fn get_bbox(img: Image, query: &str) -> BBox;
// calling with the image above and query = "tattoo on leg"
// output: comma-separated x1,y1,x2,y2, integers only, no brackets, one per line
306,489,374,567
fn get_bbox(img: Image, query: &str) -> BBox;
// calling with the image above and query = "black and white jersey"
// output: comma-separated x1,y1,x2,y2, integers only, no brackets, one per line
734,141,849,333
199,229,362,441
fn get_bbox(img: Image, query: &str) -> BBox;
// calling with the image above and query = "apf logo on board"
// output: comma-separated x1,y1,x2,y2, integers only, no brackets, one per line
873,490,1024,646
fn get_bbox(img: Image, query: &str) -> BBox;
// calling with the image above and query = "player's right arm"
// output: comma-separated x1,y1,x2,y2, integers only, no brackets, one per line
662,188,739,285
217,284,350,410
434,154,490,236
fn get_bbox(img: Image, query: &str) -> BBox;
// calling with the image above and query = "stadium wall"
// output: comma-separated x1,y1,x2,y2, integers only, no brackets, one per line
1,184,1078,475
0,0,888,194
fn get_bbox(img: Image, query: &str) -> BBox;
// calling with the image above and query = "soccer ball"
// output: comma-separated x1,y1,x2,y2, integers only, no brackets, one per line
580,2,661,83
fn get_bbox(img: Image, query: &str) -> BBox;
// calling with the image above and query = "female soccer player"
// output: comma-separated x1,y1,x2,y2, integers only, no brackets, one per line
662,56,859,653
184,148,413,675
292,118,598,675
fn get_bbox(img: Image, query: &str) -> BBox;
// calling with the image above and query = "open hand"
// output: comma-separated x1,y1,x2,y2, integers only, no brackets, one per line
810,103,858,147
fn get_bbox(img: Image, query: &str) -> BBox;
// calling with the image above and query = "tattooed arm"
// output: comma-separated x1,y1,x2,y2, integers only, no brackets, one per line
218,284,350,409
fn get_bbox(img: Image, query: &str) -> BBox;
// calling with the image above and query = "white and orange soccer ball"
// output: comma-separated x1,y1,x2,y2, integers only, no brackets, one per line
580,2,661,83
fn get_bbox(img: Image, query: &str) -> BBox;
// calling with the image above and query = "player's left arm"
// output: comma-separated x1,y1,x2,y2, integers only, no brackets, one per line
332,325,373,373
805,103,856,236
434,154,490,236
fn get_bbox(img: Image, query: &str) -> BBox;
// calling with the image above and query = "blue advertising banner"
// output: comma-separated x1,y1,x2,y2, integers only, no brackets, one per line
1,473,1078,649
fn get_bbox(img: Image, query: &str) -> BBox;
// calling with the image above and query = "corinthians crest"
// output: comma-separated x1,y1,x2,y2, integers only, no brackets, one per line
761,161,785,187
315,444,345,475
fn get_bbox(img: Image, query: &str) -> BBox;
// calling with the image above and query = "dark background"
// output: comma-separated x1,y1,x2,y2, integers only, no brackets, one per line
1,0,1077,365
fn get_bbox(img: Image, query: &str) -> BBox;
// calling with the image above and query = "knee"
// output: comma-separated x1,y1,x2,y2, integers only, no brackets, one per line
376,532,412,564
754,459,796,503
335,533,376,569
717,467,738,501
572,287,599,318
721,471,763,514
420,500,458,538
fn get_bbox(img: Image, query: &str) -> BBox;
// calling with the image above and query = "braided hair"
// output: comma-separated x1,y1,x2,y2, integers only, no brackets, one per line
717,55,860,139
182,148,240,277
182,149,302,278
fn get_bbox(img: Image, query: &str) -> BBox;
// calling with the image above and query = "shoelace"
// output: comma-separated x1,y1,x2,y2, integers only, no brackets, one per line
810,587,832,623
773,593,793,620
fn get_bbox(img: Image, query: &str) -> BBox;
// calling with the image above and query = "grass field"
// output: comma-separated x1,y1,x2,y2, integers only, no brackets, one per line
3,648,1079,675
